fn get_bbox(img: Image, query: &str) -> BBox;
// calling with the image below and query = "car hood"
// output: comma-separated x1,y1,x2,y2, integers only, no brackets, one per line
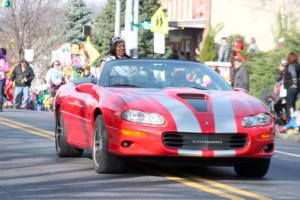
106,88,268,117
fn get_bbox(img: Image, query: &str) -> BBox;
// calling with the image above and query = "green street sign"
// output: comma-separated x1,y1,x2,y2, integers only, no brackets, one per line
133,21,151,30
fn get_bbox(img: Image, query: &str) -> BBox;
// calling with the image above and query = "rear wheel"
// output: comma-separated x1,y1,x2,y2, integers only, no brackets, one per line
55,109,83,157
93,115,125,173
234,159,271,177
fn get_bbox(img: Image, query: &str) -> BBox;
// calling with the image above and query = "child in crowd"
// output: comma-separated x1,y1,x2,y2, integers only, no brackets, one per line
279,105,300,134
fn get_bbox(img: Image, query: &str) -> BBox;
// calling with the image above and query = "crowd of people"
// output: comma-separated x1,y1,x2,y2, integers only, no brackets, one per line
270,52,300,133
218,35,252,91
2,35,300,135
216,35,300,132
0,37,129,112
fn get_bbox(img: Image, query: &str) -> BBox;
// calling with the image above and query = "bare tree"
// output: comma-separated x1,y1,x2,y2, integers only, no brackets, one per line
0,0,65,65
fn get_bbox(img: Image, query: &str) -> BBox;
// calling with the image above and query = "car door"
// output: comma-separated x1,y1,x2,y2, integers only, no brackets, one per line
71,83,95,148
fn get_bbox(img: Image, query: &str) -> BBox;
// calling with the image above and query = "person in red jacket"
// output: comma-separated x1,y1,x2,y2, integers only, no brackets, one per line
232,35,244,58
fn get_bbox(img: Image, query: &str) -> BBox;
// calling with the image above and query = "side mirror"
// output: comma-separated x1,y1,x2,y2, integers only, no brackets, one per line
234,88,249,94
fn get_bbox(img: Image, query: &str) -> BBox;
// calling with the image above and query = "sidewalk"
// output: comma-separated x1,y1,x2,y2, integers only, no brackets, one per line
275,129,300,143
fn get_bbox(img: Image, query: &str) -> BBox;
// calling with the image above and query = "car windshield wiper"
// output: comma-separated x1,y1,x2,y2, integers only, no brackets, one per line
109,84,141,88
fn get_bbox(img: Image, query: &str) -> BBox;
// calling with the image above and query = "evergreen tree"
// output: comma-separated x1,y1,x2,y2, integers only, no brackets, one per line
246,12,300,98
138,0,172,58
199,34,217,63
61,0,92,44
93,0,172,61
199,24,223,63
93,0,126,60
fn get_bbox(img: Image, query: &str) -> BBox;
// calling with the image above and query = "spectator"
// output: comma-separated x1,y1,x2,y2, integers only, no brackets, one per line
233,57,249,91
217,37,231,62
247,37,258,53
10,59,35,109
273,60,287,124
277,37,285,48
232,35,244,58
82,66,94,78
179,52,186,60
283,52,300,120
170,49,179,59
214,67,221,74
46,60,64,97
0,48,10,112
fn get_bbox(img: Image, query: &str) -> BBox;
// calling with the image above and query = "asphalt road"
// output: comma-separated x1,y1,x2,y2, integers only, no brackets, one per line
0,110,300,200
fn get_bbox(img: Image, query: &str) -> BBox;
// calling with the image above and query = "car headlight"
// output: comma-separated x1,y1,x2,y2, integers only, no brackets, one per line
122,110,165,125
242,113,272,127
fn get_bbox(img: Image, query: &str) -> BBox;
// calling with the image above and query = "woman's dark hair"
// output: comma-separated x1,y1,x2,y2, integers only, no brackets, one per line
51,60,61,68
0,48,6,56
20,59,29,67
287,52,298,64
109,40,130,59
0,48,6,59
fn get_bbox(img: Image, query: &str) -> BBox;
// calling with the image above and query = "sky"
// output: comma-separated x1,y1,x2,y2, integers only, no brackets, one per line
84,0,106,3
84,0,107,13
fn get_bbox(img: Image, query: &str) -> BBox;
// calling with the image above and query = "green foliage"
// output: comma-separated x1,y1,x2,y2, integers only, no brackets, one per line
273,6,298,43
93,0,126,62
61,0,92,44
246,50,286,98
199,35,217,63
245,11,300,98
199,24,223,62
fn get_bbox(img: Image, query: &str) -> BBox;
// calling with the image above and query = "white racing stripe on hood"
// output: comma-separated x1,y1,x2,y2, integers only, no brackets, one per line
212,96,237,133
152,96,202,133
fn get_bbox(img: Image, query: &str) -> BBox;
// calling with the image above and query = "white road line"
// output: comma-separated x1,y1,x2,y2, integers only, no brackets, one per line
275,150,300,158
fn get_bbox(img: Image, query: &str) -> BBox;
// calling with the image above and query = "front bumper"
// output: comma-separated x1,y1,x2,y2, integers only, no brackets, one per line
107,125,274,159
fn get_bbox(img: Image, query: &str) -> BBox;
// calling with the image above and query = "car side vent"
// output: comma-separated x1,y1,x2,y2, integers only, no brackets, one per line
163,133,183,148
229,135,247,148
177,93,206,100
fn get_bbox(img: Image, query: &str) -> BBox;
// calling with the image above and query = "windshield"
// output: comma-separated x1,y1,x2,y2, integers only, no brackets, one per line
99,59,232,91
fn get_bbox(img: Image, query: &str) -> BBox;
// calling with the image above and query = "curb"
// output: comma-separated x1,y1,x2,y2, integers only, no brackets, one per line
276,133,300,143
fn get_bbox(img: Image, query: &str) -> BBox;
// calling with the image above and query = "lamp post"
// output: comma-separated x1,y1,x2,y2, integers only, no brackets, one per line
132,0,139,58
114,0,121,37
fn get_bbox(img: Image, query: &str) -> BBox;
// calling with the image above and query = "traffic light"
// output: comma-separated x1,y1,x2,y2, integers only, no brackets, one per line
1,0,11,8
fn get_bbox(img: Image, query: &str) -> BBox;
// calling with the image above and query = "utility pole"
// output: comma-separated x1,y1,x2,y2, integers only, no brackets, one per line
114,0,121,37
124,0,133,56
124,0,139,58
132,0,139,58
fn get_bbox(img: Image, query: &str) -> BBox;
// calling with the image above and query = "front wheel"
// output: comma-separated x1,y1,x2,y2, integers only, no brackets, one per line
234,159,271,177
55,109,83,157
93,115,125,174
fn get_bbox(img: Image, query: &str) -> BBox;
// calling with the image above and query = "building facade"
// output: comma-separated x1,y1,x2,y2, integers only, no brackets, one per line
160,0,211,60
160,0,300,60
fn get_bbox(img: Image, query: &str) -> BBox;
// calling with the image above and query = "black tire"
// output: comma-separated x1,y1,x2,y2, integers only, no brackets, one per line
93,115,125,174
55,109,83,157
234,159,271,177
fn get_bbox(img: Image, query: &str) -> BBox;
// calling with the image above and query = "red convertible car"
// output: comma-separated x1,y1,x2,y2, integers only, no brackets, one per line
54,59,274,177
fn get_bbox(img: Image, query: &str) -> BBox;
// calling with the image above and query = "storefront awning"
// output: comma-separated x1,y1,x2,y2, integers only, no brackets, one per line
169,19,206,29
